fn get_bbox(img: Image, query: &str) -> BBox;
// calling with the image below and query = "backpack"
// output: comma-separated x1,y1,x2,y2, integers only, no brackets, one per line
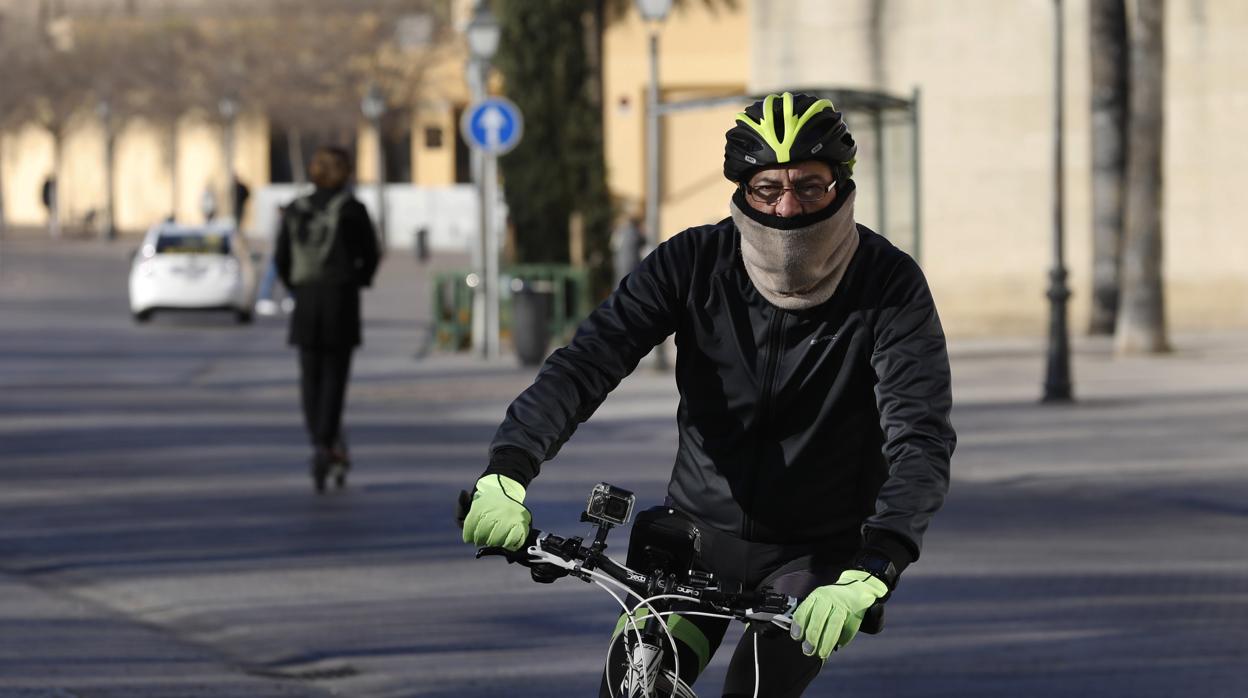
287,190,352,285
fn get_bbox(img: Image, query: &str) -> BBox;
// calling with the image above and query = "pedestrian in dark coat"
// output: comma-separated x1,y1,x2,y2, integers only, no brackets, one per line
274,146,380,492
232,176,251,226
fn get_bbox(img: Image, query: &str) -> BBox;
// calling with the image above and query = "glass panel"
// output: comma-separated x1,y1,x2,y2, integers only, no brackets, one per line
156,233,230,255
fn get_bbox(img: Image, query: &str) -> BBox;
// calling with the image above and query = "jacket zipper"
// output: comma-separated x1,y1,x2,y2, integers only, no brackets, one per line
745,309,786,540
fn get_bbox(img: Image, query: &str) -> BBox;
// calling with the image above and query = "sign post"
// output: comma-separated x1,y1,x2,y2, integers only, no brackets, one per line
461,97,523,361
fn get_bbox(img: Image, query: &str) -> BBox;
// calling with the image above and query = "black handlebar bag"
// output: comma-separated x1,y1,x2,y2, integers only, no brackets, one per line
626,506,704,583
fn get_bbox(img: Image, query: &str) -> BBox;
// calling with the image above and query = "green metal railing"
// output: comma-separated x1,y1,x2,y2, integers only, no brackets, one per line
431,264,591,352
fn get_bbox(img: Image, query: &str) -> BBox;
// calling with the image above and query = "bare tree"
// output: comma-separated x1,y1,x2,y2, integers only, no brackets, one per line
171,1,445,192
0,23,30,271
127,20,198,221
0,25,25,244
72,20,152,239
1,9,191,236
5,0,450,236
1115,0,1168,354
250,1,448,179
26,42,97,238
250,8,380,176
1088,0,1129,335
176,15,270,219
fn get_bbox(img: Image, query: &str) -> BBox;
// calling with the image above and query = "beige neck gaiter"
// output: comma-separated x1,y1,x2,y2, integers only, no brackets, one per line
731,189,860,311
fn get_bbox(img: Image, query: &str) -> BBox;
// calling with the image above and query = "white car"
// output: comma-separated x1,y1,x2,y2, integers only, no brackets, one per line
129,223,258,324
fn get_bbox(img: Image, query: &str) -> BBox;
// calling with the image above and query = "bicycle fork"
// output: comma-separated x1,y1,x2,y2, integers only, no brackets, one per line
618,622,697,698
620,633,663,697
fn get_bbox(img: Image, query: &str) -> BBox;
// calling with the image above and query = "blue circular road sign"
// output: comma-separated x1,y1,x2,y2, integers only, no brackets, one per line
461,97,524,155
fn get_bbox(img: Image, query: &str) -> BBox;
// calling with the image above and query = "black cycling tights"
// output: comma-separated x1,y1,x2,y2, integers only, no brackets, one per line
598,608,821,697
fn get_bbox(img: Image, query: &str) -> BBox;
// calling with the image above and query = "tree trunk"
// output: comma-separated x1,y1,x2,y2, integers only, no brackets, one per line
50,130,63,239
102,124,117,240
168,120,179,222
0,135,8,235
0,134,7,277
288,126,306,183
1088,0,1129,335
1115,0,1168,354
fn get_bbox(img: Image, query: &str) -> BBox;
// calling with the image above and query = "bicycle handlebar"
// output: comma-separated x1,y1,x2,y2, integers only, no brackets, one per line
457,489,883,632
476,528,799,622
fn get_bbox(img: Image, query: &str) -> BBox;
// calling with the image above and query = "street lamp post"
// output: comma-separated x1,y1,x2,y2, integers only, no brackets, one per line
637,0,672,370
466,1,501,361
1044,0,1073,403
464,58,487,357
218,97,238,228
637,0,671,256
361,84,388,249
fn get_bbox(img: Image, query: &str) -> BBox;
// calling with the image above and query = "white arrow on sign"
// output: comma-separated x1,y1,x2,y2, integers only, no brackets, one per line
480,106,507,148
460,97,522,154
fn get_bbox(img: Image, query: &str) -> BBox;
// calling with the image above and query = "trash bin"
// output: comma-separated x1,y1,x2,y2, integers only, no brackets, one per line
511,279,553,366
414,227,429,263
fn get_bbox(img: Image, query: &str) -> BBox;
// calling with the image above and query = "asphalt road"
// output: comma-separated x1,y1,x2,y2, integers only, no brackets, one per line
1,235,1245,697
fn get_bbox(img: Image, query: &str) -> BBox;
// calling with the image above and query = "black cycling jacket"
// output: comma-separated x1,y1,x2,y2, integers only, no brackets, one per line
485,215,955,573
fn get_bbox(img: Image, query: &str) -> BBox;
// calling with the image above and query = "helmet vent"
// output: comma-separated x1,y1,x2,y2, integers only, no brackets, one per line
725,92,855,183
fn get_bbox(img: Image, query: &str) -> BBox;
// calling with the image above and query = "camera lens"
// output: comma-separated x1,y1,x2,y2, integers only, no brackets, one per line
605,498,628,519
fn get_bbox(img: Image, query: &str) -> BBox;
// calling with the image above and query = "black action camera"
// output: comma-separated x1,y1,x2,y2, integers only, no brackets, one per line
584,483,635,527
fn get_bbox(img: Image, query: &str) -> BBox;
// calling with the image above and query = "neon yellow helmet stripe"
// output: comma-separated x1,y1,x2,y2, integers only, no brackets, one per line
734,92,836,164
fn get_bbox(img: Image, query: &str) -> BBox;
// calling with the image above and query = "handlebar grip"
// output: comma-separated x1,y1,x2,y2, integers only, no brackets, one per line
454,489,473,529
474,528,543,563
475,545,520,560
860,602,885,635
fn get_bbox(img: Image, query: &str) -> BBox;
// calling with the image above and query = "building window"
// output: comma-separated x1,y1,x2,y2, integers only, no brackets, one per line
424,126,443,149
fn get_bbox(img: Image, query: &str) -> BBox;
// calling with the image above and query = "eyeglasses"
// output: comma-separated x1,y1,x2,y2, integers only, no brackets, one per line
741,180,836,205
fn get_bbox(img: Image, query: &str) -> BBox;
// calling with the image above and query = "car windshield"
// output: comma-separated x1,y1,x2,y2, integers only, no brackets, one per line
155,233,230,255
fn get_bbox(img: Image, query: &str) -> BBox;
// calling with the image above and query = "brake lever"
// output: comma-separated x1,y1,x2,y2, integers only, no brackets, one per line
474,529,545,564
755,597,884,634
475,545,533,564
742,594,799,626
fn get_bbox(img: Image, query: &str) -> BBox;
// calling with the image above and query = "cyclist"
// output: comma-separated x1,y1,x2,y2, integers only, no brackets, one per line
462,92,955,696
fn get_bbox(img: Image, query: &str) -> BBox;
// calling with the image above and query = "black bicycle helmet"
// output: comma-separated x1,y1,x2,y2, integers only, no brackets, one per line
723,91,857,184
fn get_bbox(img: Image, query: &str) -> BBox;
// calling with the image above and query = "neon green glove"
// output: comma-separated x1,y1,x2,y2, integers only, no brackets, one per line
790,570,889,659
461,474,531,551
